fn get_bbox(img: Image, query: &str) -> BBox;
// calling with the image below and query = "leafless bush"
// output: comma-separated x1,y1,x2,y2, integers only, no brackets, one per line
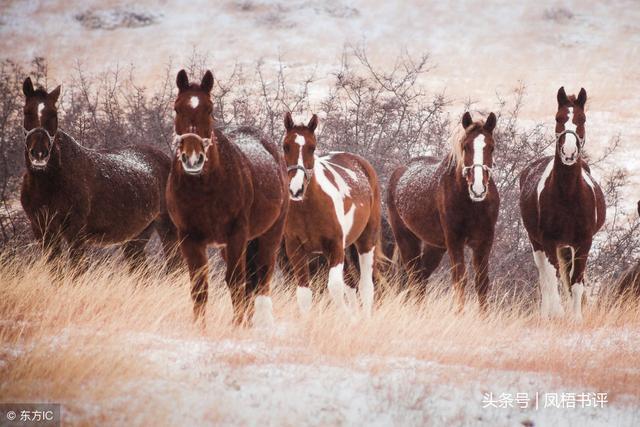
0,50,637,291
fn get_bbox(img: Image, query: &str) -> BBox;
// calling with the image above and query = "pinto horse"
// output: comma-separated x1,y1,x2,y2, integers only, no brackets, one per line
282,113,381,317
520,87,606,320
20,77,180,270
167,70,288,326
387,112,499,311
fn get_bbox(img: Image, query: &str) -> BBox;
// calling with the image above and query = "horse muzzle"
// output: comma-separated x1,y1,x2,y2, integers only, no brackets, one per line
180,153,206,176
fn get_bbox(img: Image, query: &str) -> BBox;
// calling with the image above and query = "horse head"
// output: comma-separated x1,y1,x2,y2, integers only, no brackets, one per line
282,112,318,201
459,111,497,202
174,69,214,138
22,77,60,136
555,86,587,166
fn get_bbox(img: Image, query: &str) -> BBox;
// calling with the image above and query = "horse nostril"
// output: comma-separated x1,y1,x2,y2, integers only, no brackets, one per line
198,153,204,163
181,153,187,163
42,149,49,157
30,149,36,157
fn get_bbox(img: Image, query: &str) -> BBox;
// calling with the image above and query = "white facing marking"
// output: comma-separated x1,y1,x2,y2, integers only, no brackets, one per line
296,286,313,316
189,96,199,108
566,107,576,132
37,103,44,120
532,250,564,318
358,248,375,317
315,159,355,245
327,263,349,314
582,169,598,223
536,158,555,206
471,134,486,196
571,282,584,322
289,133,306,198
252,295,275,328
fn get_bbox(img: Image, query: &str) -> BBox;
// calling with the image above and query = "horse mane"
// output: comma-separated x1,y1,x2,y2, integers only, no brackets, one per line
447,121,484,171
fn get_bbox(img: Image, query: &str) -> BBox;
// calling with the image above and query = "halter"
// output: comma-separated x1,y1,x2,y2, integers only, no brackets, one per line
287,164,314,182
24,127,55,145
555,129,585,152
461,164,492,178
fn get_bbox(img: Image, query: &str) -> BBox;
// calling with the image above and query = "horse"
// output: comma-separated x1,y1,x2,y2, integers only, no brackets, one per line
167,70,288,327
387,112,499,311
20,77,181,271
281,112,381,317
519,87,606,321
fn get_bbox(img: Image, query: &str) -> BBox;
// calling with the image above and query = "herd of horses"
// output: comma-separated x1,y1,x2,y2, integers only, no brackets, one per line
20,70,610,326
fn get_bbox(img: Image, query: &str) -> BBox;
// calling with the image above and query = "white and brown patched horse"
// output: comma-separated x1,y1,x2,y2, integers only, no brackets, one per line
387,112,499,312
519,87,606,321
282,113,381,317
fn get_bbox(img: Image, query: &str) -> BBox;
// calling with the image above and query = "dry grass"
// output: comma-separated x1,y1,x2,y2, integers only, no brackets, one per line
0,250,639,425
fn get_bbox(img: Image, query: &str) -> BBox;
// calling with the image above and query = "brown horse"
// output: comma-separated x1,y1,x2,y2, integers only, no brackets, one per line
167,70,288,326
20,77,180,271
519,87,606,321
282,113,381,317
387,112,499,311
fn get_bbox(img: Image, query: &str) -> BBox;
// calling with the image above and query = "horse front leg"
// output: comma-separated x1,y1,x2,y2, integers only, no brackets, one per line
285,236,312,316
325,240,350,317
531,242,564,319
446,239,467,313
471,241,493,313
570,241,592,322
180,235,209,326
225,231,249,326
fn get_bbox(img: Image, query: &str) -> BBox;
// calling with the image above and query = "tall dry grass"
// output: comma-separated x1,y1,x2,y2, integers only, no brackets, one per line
0,249,639,424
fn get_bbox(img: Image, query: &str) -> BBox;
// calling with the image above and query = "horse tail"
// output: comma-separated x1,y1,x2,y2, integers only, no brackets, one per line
556,246,574,301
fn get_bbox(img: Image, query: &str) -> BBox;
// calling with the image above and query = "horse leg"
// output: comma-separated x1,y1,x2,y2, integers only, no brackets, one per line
68,238,89,277
325,241,350,316
122,223,154,273
180,236,209,325
471,242,492,313
419,244,446,289
285,236,312,316
446,238,466,313
154,212,183,272
531,241,563,319
225,231,249,326
569,241,592,322
343,247,360,313
388,215,423,283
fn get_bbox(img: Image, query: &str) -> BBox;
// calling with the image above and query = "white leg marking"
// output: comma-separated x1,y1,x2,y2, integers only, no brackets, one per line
533,250,564,319
358,248,375,317
571,282,584,322
252,295,275,328
345,286,358,312
296,286,313,316
327,263,349,314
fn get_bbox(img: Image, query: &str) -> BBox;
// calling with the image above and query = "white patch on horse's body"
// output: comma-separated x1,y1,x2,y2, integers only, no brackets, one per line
323,153,359,180
315,158,355,245
571,282,584,322
358,248,375,317
471,134,486,196
533,250,564,318
327,263,349,313
296,286,312,315
189,96,199,109
582,169,598,223
37,102,44,121
536,158,555,207
252,295,275,328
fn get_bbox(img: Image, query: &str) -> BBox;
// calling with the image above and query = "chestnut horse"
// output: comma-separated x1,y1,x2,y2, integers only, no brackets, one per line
167,70,288,326
20,78,180,271
520,87,606,320
282,113,381,317
387,112,499,311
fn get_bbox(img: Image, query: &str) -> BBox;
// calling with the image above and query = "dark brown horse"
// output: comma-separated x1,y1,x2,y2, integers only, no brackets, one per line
519,87,606,321
20,77,180,271
167,70,288,326
282,113,381,317
387,112,499,311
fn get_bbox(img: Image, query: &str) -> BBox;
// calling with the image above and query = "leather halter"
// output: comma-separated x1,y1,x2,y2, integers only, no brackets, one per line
287,164,314,182
555,129,585,154
24,127,55,145
461,164,492,178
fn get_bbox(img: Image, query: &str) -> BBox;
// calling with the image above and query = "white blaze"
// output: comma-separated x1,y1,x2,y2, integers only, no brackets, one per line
37,103,44,120
561,107,578,163
189,96,199,108
289,134,306,198
471,134,486,196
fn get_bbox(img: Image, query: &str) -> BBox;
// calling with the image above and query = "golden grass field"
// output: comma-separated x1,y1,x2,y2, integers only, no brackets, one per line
1,248,639,425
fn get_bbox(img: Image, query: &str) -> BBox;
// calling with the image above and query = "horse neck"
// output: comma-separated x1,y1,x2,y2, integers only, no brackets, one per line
551,153,583,196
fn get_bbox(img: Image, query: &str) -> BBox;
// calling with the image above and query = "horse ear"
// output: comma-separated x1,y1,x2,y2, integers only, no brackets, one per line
23,77,34,97
484,112,497,133
201,70,214,93
284,112,294,132
176,69,190,92
557,86,569,106
462,112,473,129
308,114,318,132
48,85,61,104
577,88,587,107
